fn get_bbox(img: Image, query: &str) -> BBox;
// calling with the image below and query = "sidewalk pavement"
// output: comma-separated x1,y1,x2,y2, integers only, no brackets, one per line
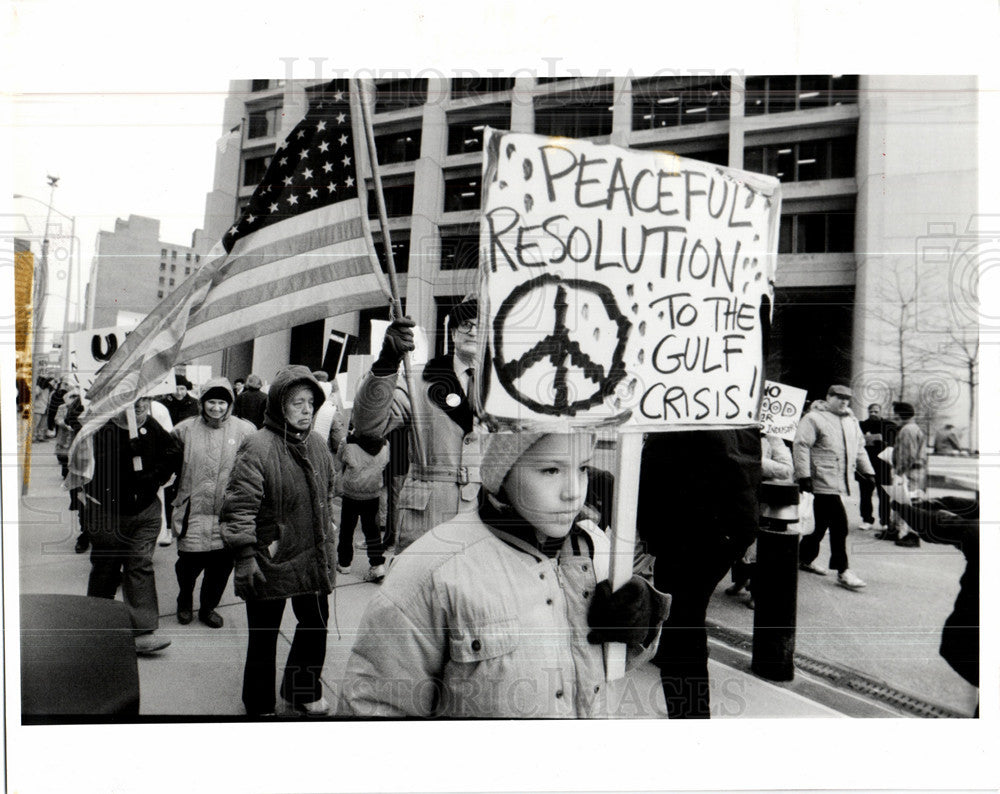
16,439,903,719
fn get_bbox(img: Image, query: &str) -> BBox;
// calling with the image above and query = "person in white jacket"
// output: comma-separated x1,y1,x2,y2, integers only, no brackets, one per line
793,384,875,591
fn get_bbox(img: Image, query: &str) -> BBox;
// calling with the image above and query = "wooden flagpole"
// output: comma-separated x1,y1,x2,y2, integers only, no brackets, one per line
351,79,427,467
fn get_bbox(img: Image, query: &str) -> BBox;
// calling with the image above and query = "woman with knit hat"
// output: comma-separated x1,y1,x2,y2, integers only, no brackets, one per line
170,377,256,628
341,430,670,718
220,366,338,717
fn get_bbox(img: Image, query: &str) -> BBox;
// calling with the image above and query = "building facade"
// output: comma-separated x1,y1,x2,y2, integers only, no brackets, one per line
200,74,977,432
85,214,212,330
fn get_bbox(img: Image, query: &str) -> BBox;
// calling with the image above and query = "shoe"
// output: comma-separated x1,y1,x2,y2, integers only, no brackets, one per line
336,563,351,575
799,561,828,576
157,530,172,547
134,632,171,655
859,521,874,531
177,608,193,625
198,610,224,628
74,535,90,553
837,570,866,591
283,696,330,716
895,533,921,548
365,564,386,583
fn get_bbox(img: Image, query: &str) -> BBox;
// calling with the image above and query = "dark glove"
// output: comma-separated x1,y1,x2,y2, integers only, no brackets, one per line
798,477,813,493
586,576,671,647
374,316,416,372
234,556,267,600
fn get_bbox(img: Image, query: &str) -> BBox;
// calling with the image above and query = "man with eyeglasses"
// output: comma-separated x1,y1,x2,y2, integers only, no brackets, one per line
352,298,484,551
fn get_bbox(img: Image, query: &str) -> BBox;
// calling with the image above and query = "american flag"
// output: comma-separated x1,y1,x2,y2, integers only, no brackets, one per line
66,79,391,488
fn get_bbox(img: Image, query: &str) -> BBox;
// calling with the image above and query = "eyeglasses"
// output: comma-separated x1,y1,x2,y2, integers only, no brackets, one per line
455,320,476,334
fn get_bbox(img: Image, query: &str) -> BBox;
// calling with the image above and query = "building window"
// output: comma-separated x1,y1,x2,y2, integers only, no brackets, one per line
243,155,272,187
632,77,731,129
171,250,177,259
367,183,414,218
373,236,410,274
373,129,422,164
451,77,515,98
159,262,166,272
185,252,191,261
374,79,427,113
447,106,511,155
185,267,191,275
744,136,856,182
158,290,164,298
779,208,855,254
745,75,859,116
535,87,614,138
160,248,167,258
171,264,176,273
248,107,281,139
169,278,175,286
440,228,479,270
443,174,482,212
158,276,165,285
250,79,272,92
195,254,200,263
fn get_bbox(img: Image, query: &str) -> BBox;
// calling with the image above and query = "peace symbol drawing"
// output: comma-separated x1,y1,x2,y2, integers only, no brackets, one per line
492,274,632,416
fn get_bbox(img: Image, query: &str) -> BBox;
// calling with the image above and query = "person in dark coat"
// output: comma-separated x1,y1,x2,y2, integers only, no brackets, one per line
858,403,897,530
637,428,761,719
220,366,337,717
81,397,182,655
157,376,201,426
233,373,268,429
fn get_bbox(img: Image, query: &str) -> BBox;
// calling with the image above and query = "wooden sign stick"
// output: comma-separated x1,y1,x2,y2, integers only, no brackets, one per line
125,403,143,472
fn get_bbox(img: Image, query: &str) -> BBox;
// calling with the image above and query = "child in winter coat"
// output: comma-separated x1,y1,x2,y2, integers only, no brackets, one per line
335,433,390,582
340,431,671,718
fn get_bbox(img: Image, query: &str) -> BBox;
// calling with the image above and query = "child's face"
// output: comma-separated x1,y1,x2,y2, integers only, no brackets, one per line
503,434,593,541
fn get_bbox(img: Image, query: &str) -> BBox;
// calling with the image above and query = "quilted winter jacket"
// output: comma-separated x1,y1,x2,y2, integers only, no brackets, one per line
219,367,338,600
340,512,662,718
792,400,874,495
170,379,257,553
351,354,483,551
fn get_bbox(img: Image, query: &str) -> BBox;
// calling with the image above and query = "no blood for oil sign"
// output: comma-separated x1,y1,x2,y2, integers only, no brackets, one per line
476,129,781,429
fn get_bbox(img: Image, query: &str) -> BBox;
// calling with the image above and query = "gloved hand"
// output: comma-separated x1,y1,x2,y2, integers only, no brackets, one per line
234,556,267,600
377,316,417,369
798,477,813,493
586,576,671,647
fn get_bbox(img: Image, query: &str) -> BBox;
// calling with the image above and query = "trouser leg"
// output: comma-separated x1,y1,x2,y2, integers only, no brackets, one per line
279,593,330,707
118,501,163,633
817,494,850,573
86,511,125,600
198,548,235,614
243,597,285,715
858,476,875,523
337,498,361,566
358,498,385,566
175,551,206,611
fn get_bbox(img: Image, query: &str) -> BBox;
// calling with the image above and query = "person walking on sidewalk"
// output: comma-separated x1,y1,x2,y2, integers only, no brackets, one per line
80,397,181,654
170,378,256,629
53,387,90,553
220,366,337,717
793,384,875,591
858,403,896,531
334,432,390,582
234,373,268,429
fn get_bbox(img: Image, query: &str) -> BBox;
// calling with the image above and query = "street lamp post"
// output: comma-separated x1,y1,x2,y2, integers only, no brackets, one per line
14,180,78,373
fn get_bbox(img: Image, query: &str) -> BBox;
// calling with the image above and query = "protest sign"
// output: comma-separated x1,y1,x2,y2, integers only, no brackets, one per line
758,380,808,441
477,130,781,430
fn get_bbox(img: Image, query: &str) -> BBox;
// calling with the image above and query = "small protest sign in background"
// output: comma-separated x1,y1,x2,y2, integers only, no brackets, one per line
758,380,808,440
477,130,781,430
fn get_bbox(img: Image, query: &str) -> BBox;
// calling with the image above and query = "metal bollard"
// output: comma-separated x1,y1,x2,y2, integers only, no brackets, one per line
751,520,799,681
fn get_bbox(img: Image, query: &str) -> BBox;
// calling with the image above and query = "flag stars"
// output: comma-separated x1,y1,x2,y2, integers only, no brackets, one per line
307,188,319,199
297,129,306,139
228,224,240,236
318,140,330,153
322,161,333,173
338,134,349,146
333,91,344,102
299,148,310,159
245,214,256,224
327,182,337,193
279,157,288,166
287,194,299,206
269,202,280,213
342,155,352,167
283,175,294,186
302,167,314,180
277,140,288,150
345,176,355,188
316,120,327,132
336,112,346,124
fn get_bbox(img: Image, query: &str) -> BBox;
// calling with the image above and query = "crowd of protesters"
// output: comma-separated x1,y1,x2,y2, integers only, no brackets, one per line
42,301,976,719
